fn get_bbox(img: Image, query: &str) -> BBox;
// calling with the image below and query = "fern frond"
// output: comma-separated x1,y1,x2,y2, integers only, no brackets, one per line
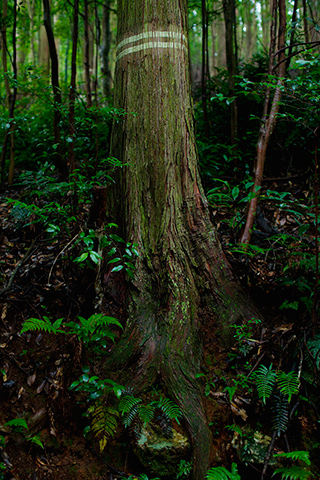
206,463,241,480
21,316,64,334
157,397,182,423
137,404,156,425
274,451,311,465
272,394,289,435
119,395,142,414
119,395,142,428
276,371,300,402
272,466,313,479
87,314,122,330
87,404,118,452
253,364,277,404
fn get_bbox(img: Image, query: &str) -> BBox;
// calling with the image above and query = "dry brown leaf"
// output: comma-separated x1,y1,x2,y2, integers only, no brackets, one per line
27,372,37,386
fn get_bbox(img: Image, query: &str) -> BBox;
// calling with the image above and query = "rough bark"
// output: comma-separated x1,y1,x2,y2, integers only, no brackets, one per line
108,1,259,478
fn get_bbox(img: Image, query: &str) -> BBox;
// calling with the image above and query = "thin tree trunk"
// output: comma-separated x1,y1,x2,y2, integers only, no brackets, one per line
93,0,100,104
26,0,36,65
84,0,92,107
109,1,260,479
101,1,112,99
286,0,298,70
302,0,309,44
1,0,17,185
240,0,286,245
223,0,238,146
69,0,79,174
202,0,209,138
43,0,65,175
8,0,17,185
1,0,11,107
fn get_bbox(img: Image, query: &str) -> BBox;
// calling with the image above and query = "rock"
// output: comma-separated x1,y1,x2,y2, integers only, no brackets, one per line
134,425,190,477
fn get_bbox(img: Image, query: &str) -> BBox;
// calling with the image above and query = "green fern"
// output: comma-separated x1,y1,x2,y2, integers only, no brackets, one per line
276,371,300,402
272,394,289,435
21,316,64,334
136,404,156,425
206,463,241,480
254,364,277,404
274,451,311,465
272,466,313,479
156,397,182,424
87,404,118,452
119,395,143,428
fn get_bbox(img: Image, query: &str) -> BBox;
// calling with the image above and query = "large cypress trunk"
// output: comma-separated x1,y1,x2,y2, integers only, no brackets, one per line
109,1,259,478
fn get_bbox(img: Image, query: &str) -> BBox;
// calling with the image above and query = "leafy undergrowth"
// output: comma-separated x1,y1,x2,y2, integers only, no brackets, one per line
0,164,319,480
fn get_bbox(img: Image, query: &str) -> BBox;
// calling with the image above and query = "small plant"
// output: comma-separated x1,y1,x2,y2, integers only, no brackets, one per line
2,418,44,450
118,394,182,438
253,365,300,436
231,317,261,357
253,365,300,405
206,462,241,480
73,227,138,277
176,459,192,479
21,313,122,352
273,450,314,479
21,316,64,335
65,314,122,349
69,366,125,402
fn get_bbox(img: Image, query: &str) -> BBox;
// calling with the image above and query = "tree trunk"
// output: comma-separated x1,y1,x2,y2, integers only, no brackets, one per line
223,0,238,146
201,0,209,138
108,1,259,478
84,0,92,107
286,0,298,70
101,1,112,99
68,0,79,174
26,0,36,65
1,0,17,185
240,0,286,245
1,0,11,107
43,0,66,176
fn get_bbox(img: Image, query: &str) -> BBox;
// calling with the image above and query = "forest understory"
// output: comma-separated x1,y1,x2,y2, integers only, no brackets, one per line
0,155,318,479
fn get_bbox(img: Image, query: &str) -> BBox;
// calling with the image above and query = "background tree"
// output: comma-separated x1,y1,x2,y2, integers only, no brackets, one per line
240,0,286,244
109,0,259,478
43,0,65,175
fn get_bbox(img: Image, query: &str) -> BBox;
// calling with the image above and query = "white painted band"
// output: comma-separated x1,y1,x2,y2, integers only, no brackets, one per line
117,30,186,52
116,41,187,61
116,29,187,61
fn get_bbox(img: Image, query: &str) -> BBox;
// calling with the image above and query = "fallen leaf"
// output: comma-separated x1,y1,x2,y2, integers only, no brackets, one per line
27,372,37,386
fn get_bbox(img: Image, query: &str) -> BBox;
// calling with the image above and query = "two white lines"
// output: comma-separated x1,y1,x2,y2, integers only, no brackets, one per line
116,29,188,61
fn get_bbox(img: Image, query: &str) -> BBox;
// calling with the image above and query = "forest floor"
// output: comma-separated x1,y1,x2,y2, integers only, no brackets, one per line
0,169,318,480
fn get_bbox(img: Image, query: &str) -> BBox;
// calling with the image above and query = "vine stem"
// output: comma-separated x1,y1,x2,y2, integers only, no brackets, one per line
261,430,277,480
